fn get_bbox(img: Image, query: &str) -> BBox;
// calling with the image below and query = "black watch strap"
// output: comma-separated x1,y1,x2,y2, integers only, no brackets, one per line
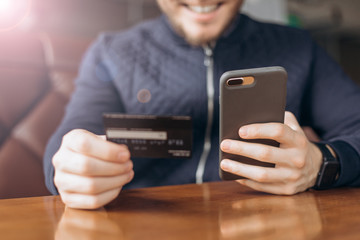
313,143,339,190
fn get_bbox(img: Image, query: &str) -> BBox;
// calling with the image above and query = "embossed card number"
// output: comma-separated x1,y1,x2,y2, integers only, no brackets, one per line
103,113,192,159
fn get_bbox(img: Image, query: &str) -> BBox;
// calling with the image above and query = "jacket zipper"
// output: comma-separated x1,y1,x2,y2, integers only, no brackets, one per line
196,44,215,184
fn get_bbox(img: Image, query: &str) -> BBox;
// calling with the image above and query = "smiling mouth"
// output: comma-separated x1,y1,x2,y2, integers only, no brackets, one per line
182,2,223,14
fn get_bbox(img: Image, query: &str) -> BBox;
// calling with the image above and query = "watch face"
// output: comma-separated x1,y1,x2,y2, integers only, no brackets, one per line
320,161,339,187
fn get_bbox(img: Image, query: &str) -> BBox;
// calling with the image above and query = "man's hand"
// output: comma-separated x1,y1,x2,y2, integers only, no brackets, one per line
53,129,134,209
220,111,323,195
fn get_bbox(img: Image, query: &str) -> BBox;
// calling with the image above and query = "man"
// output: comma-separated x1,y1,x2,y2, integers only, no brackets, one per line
44,0,360,209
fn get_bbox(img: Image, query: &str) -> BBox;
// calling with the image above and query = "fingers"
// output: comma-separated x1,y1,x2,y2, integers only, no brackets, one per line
59,188,122,210
221,140,287,165
219,112,316,196
53,148,133,177
220,159,305,195
54,129,135,209
62,129,129,163
239,123,297,145
238,113,305,147
221,159,298,184
54,170,134,195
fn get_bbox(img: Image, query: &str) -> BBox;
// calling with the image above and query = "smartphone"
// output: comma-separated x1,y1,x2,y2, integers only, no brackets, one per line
219,66,287,180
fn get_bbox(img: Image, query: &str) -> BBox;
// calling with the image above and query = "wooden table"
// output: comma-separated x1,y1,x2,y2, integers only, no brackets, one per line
0,181,359,240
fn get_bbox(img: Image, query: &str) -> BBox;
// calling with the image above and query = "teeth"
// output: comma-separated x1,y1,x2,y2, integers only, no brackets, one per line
188,5,218,14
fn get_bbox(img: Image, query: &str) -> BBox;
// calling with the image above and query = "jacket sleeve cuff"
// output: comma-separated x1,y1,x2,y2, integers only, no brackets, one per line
45,166,59,195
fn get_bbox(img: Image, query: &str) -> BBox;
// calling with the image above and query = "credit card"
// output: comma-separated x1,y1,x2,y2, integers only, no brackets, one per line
103,113,192,159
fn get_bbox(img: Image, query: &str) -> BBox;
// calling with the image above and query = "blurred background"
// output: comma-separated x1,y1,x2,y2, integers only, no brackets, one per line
0,0,360,199
3,0,360,82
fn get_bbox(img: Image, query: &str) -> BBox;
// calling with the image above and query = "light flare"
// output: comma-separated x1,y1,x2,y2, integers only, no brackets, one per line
0,0,31,31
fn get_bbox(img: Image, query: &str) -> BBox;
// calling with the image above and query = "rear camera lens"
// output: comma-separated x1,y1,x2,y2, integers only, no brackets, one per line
226,78,244,86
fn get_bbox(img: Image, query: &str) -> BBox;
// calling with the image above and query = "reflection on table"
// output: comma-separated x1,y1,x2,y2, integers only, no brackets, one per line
219,194,321,239
0,181,359,240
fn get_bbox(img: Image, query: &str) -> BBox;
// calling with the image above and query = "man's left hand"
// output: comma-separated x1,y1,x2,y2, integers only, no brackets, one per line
220,111,323,195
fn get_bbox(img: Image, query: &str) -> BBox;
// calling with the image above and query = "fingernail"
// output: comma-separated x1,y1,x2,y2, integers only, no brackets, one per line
239,127,248,137
221,140,231,150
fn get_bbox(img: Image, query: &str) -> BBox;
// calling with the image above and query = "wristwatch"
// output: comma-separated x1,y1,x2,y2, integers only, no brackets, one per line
313,143,340,190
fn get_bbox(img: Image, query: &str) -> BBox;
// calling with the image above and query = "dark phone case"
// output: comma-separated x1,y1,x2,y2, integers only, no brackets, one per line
219,67,287,180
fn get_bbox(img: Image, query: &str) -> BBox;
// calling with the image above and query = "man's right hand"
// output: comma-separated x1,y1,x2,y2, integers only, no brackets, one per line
52,129,134,209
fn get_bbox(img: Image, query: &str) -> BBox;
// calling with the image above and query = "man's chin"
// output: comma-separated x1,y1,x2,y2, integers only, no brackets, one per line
169,18,223,46
183,31,220,46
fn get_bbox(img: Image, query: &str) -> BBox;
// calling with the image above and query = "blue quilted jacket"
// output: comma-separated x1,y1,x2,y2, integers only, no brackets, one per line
44,14,360,194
